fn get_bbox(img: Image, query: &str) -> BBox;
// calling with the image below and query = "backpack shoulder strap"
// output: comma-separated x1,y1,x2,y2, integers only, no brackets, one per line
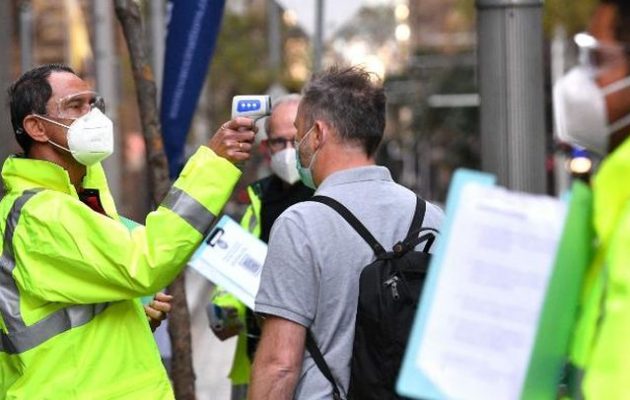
305,330,344,400
405,196,426,240
309,195,386,256
397,197,437,254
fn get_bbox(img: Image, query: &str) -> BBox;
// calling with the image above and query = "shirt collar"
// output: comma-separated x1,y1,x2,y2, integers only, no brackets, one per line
316,165,393,192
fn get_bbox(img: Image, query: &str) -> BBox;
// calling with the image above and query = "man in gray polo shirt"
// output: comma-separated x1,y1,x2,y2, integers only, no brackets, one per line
249,66,443,400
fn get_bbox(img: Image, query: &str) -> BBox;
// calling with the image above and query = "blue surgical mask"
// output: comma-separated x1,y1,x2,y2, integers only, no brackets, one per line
295,125,317,189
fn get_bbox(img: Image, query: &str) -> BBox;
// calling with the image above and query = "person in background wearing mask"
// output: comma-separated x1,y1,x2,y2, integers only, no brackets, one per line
0,64,256,399
553,1,630,398
208,94,313,400
249,66,443,399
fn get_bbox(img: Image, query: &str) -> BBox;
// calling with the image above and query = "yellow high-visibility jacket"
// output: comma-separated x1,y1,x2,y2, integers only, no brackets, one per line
211,184,262,386
212,176,313,387
568,138,630,399
241,184,263,239
0,147,241,399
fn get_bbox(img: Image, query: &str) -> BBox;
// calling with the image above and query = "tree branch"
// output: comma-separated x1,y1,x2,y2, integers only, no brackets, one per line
113,1,196,399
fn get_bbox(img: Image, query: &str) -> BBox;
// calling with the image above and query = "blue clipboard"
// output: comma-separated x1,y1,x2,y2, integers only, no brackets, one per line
396,169,496,399
397,169,583,400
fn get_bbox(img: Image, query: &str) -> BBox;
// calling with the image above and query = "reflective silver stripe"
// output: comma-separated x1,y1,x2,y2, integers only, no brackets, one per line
0,190,109,354
248,212,258,233
0,303,109,354
161,187,217,235
0,190,39,329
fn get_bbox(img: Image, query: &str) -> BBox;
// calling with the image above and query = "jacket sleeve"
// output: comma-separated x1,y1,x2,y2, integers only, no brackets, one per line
12,147,241,304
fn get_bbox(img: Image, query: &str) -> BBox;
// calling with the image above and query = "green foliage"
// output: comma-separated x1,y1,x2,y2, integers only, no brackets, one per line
543,0,599,35
208,10,308,123
454,0,475,21
336,6,396,43
208,11,273,122
454,0,599,36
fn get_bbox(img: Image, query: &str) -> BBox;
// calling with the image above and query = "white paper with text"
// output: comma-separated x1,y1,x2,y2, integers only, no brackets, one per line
188,216,267,309
416,183,567,400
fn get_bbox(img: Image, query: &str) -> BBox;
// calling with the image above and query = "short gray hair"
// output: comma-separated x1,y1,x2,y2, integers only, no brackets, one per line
264,94,302,135
301,65,385,157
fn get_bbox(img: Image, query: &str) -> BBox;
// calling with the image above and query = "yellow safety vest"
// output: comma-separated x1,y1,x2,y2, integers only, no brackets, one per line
241,184,262,238
0,147,241,399
568,138,630,399
211,184,261,385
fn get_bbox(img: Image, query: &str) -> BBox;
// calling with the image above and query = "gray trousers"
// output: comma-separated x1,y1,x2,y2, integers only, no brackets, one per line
231,384,248,400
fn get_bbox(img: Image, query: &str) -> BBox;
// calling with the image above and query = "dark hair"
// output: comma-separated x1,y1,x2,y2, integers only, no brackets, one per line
7,64,76,152
301,65,386,157
603,0,630,43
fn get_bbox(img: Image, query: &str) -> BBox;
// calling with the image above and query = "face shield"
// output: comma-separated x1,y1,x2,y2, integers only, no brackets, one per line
553,32,630,155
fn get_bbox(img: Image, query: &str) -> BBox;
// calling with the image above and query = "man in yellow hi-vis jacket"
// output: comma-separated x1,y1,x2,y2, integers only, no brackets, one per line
553,1,630,398
0,64,256,399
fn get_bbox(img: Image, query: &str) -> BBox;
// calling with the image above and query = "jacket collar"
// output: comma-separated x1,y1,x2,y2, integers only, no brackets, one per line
593,139,630,245
1,155,118,218
2,155,78,196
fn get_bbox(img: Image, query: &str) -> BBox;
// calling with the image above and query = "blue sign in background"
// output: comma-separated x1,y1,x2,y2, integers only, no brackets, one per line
161,0,226,178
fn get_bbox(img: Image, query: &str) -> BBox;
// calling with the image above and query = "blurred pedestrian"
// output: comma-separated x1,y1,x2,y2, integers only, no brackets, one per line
553,1,630,398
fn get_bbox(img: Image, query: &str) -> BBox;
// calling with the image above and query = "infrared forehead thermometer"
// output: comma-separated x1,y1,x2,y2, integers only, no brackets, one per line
231,95,272,119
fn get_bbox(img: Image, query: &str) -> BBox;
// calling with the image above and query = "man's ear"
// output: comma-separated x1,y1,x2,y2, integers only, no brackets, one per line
22,115,50,143
313,120,329,148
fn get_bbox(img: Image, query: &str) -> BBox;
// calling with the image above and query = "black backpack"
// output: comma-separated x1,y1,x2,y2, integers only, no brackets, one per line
306,195,437,400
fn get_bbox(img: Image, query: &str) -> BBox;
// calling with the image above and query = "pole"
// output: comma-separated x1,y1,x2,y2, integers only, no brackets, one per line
476,0,546,193
313,0,324,72
149,0,166,98
93,1,121,202
0,0,15,187
20,1,33,73
268,0,282,76
113,1,196,398
551,25,570,196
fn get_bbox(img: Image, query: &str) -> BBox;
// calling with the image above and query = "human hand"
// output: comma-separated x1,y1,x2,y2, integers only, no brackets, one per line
207,304,244,341
208,117,257,165
145,292,173,332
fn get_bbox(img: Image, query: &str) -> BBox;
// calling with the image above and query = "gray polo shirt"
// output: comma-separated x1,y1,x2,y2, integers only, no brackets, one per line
255,166,443,399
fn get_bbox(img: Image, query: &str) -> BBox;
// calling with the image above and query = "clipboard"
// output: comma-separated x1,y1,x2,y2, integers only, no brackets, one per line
397,169,588,400
188,215,267,309
396,169,495,399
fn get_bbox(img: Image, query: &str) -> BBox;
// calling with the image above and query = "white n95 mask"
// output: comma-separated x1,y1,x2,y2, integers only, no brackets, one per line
553,66,630,155
39,108,114,166
270,148,300,185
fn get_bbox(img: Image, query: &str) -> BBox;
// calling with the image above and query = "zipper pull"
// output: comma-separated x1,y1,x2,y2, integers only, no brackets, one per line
384,276,401,301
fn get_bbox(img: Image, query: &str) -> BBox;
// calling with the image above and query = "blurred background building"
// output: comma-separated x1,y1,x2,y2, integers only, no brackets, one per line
0,0,605,207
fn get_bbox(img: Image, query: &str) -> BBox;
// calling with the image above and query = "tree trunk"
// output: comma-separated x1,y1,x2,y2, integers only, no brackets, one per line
0,0,16,193
113,1,196,399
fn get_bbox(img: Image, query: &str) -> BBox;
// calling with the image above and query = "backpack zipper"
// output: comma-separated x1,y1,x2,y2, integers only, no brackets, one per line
384,276,401,301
